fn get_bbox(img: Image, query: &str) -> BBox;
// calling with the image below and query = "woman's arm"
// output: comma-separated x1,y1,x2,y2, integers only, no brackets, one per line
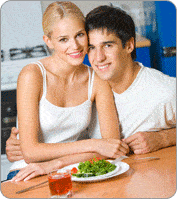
91,73,129,154
12,152,106,181
17,65,125,164
92,74,120,138
17,64,95,163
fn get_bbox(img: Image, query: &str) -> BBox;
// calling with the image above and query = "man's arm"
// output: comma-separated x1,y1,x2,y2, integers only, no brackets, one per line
6,127,23,162
123,127,176,154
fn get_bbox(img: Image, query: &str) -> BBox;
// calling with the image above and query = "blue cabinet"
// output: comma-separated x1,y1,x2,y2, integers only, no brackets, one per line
144,1,176,77
136,47,151,68
83,54,91,66
154,1,176,77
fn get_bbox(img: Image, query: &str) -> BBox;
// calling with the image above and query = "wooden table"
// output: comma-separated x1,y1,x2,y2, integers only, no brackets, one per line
1,146,176,198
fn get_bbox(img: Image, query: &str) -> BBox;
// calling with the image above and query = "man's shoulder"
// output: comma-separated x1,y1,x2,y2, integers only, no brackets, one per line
137,63,175,103
141,64,176,90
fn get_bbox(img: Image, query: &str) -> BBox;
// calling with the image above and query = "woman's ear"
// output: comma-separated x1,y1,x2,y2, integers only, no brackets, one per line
43,35,54,49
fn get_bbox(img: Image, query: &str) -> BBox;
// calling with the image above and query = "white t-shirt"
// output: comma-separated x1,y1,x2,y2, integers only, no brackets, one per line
88,62,176,139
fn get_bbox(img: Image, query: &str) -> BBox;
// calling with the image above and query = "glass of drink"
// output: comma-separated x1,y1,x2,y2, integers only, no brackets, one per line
48,170,72,198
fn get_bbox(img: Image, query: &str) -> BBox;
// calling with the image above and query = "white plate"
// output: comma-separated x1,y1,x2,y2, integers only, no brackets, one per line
57,160,129,182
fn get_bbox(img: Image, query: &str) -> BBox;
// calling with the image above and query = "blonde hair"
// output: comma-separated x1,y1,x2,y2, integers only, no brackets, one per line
42,1,85,38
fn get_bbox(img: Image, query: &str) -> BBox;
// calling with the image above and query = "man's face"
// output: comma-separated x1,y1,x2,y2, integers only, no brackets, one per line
88,29,130,82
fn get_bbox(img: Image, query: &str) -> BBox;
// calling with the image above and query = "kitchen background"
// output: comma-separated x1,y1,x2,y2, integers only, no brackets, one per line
1,1,176,181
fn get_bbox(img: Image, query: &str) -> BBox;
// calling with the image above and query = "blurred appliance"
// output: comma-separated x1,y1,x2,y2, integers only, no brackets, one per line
9,45,47,60
154,1,176,77
144,1,176,77
1,50,4,62
1,90,17,154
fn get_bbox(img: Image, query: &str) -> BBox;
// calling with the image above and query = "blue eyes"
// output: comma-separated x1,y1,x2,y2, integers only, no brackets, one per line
59,33,84,43
60,38,68,42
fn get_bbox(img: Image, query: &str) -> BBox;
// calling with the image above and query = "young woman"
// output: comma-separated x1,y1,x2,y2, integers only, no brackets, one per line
9,1,129,181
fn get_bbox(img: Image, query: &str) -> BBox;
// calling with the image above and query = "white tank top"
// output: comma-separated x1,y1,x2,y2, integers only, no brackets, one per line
37,61,94,143
10,61,95,171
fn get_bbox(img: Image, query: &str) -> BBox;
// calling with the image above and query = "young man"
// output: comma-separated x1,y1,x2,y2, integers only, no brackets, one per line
6,5,176,163
85,5,176,155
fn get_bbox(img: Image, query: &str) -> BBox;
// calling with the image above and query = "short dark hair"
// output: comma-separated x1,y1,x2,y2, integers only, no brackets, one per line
85,5,136,60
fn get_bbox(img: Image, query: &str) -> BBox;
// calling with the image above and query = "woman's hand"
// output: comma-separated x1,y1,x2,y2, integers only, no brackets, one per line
11,159,63,182
95,138,129,158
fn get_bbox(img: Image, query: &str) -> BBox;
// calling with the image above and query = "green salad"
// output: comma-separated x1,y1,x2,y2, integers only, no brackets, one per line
72,157,116,178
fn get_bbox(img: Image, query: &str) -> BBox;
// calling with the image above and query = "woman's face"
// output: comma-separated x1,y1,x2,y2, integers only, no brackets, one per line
47,16,88,66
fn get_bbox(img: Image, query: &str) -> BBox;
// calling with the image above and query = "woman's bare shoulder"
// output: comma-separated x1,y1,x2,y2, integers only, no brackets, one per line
19,61,43,76
89,68,111,101
17,62,43,86
20,56,51,75
91,69,109,86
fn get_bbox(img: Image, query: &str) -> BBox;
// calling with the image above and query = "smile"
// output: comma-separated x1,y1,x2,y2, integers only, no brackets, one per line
97,64,109,70
68,51,83,58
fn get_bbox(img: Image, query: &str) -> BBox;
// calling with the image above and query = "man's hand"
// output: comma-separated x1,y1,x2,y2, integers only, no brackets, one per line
6,127,23,162
123,131,163,154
